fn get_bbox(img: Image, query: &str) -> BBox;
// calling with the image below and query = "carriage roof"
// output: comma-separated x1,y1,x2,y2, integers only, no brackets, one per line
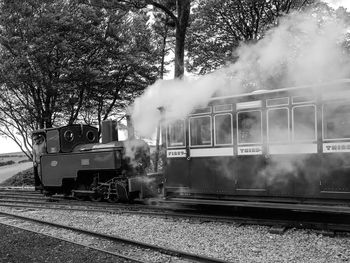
210,79,350,102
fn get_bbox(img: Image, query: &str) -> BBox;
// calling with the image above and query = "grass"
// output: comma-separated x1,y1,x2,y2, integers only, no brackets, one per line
0,167,34,186
0,160,15,166
0,152,34,186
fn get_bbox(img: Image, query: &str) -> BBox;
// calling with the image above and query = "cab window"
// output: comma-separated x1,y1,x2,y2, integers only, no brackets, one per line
237,110,262,144
190,116,212,146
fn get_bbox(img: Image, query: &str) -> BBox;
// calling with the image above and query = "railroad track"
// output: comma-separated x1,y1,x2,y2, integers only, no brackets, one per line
0,189,166,209
1,198,350,236
1,189,350,235
0,210,231,263
0,219,142,263
0,191,41,196
0,195,173,212
0,187,35,191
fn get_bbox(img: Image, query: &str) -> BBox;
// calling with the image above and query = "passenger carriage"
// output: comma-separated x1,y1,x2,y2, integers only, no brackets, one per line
164,79,350,204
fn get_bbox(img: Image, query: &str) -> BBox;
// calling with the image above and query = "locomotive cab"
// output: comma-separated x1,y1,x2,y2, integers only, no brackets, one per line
32,124,99,191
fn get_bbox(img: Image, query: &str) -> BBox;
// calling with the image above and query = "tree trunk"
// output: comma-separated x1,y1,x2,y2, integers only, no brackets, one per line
174,0,190,79
160,21,168,79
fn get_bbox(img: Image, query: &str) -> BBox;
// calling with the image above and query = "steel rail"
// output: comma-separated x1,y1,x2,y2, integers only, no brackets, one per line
1,201,350,234
0,188,39,193
0,186,36,192
0,202,194,218
2,190,350,234
0,199,96,207
0,191,41,196
0,219,145,263
0,196,186,214
0,202,120,213
0,194,52,200
0,210,232,263
0,198,165,211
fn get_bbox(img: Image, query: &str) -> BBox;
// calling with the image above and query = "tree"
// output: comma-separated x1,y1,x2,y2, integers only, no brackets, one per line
72,9,160,134
151,0,191,78
187,0,316,74
0,0,159,156
123,0,191,78
151,7,175,79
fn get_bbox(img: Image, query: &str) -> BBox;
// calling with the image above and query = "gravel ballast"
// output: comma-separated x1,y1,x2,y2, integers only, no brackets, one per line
1,207,350,262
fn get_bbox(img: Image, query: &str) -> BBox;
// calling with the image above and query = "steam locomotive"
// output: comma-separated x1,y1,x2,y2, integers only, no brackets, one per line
32,120,162,202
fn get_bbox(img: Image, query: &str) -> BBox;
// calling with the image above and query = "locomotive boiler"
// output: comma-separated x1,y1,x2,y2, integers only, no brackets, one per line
32,120,162,202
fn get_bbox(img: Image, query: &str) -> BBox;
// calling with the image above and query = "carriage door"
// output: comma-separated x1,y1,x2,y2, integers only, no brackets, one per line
265,104,294,195
321,101,350,195
188,113,216,193
165,120,190,190
235,101,266,193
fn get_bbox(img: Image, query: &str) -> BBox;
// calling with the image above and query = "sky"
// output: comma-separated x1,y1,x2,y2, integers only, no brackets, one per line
0,136,22,154
324,0,350,10
0,0,349,154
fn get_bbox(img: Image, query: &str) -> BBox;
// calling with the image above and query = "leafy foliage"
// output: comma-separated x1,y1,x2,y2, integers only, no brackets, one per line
127,0,191,78
186,0,317,74
0,0,160,156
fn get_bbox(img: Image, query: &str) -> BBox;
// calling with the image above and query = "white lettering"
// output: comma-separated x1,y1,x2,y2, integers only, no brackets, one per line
323,143,350,153
238,146,263,156
167,150,186,158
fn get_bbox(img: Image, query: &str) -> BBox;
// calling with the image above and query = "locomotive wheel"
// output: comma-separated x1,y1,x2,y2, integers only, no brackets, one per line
89,194,102,202
75,194,85,201
75,184,88,201
107,195,119,203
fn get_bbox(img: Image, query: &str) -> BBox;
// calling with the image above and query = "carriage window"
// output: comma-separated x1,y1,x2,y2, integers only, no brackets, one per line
191,107,211,115
214,114,233,145
266,97,289,107
214,104,232,113
293,105,316,141
267,108,289,142
323,103,350,139
167,120,185,147
190,116,212,146
292,96,315,104
237,111,262,144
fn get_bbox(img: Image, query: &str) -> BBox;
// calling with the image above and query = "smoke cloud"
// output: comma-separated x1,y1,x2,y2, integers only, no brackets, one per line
131,8,350,137
130,72,230,137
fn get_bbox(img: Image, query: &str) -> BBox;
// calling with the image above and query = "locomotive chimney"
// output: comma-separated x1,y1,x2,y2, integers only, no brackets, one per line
126,114,135,139
102,119,118,143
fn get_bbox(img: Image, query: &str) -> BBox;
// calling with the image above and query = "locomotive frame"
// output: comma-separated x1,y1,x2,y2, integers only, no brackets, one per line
164,79,350,204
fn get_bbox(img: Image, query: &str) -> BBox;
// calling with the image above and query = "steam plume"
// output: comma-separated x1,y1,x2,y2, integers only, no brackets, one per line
131,8,350,137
